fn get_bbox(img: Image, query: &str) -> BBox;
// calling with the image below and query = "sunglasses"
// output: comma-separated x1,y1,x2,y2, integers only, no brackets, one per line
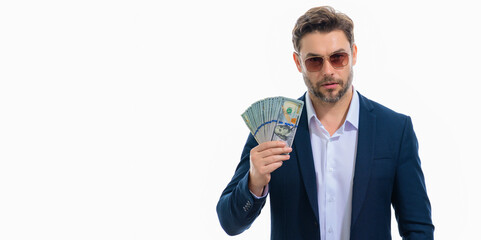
300,52,350,72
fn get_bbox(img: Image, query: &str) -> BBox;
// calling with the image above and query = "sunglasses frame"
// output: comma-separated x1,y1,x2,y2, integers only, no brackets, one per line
297,51,351,72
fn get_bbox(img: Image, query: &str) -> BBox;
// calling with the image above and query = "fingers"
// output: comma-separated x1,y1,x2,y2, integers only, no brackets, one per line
253,141,292,158
258,147,292,160
261,153,290,165
250,141,292,169
248,141,292,191
264,160,284,173
255,141,287,152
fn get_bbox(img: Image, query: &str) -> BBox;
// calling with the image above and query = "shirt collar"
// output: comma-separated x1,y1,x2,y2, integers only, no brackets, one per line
305,86,359,131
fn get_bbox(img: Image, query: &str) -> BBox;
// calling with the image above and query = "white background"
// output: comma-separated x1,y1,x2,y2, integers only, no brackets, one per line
1,0,480,239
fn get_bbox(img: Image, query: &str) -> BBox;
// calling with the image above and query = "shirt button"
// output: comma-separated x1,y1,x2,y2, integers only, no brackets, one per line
329,197,335,202
328,227,333,233
328,167,334,172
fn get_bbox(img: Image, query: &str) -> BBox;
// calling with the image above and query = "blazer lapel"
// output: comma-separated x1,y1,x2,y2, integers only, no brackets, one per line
294,94,319,222
351,92,376,227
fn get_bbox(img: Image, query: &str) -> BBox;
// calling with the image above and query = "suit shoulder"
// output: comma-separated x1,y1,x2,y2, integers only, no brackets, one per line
360,93,409,123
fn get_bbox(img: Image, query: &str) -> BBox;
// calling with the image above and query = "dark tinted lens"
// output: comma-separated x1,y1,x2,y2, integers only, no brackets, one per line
329,53,348,68
305,57,323,72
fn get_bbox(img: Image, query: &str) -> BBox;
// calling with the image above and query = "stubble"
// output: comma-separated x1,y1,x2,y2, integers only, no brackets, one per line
303,68,353,103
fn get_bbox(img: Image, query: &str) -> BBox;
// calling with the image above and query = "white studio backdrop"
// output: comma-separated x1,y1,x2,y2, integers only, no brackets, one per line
0,0,479,239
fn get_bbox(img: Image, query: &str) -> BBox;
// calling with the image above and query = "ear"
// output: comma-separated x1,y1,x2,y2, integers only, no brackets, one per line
293,52,303,72
351,44,358,66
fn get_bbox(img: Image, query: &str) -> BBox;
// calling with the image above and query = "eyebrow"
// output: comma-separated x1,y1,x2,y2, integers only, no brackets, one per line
305,48,348,58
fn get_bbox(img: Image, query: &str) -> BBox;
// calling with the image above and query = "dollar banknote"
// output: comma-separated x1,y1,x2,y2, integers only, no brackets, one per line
241,96,304,148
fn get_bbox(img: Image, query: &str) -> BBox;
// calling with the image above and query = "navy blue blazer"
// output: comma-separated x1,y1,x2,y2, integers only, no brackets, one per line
217,92,434,239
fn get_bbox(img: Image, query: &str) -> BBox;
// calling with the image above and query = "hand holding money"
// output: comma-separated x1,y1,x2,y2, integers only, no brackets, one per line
242,96,304,196
248,141,292,196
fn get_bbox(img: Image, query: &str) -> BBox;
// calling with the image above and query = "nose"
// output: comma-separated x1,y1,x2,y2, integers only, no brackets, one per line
321,59,336,76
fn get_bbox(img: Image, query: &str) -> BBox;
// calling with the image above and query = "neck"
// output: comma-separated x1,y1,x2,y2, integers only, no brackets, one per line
309,87,354,136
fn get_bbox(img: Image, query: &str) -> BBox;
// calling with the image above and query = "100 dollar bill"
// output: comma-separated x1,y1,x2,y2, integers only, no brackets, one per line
241,96,304,147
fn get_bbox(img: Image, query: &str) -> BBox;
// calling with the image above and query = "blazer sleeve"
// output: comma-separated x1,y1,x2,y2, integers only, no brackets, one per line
392,116,435,239
216,134,267,236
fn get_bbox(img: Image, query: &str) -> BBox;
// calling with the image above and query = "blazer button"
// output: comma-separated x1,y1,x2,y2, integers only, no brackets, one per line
314,221,318,226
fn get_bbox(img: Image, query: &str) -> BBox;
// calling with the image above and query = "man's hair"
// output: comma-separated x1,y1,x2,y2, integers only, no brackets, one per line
292,6,354,53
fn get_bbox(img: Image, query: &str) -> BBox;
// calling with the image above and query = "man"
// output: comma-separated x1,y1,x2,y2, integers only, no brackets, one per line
217,6,434,240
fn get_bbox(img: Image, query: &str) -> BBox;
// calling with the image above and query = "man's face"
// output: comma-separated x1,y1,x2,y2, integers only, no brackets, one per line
294,30,357,103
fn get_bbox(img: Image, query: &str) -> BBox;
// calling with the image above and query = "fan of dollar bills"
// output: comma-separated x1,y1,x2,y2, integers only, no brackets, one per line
241,96,304,148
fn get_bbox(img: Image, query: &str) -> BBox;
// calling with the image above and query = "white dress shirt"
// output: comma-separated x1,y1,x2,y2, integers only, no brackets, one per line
305,88,359,240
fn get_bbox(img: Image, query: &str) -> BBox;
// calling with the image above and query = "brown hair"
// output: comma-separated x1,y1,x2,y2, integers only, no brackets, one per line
292,6,354,53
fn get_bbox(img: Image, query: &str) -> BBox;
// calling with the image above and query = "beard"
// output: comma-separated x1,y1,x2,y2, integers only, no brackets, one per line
303,68,353,103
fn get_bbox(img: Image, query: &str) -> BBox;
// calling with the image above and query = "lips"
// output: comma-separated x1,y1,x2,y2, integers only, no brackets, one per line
321,82,339,89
